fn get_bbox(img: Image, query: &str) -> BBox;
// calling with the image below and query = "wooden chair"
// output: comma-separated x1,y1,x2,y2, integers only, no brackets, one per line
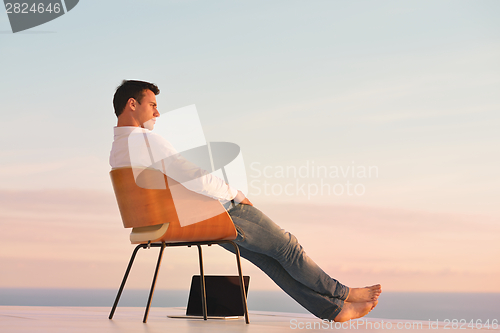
108,167,249,324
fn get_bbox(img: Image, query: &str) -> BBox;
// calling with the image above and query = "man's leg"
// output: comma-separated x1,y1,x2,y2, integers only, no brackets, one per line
219,241,345,321
224,203,349,300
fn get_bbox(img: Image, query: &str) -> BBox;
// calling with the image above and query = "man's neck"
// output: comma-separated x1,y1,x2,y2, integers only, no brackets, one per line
117,116,140,127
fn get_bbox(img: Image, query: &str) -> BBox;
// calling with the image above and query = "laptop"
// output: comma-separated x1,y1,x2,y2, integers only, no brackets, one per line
168,275,250,320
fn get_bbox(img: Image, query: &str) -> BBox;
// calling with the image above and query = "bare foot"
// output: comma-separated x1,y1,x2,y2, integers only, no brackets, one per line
334,300,378,322
345,284,381,302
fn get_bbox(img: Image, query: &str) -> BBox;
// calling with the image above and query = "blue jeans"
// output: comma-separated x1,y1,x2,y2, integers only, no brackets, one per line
219,203,349,321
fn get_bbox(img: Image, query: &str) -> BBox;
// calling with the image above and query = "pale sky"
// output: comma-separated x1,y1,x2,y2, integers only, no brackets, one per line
0,1,499,292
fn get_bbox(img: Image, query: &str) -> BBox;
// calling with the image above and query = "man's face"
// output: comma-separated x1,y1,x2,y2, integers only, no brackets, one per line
135,89,159,130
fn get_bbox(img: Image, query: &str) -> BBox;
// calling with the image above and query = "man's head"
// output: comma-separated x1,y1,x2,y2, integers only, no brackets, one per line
113,80,160,130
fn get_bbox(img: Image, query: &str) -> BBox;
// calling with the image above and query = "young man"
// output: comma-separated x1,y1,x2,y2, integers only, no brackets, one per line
109,80,381,322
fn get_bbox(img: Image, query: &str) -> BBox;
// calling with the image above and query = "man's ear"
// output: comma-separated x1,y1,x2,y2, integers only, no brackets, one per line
127,97,137,111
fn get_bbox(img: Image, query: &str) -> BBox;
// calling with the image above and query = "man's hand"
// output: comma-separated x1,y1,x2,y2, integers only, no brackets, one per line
234,190,253,206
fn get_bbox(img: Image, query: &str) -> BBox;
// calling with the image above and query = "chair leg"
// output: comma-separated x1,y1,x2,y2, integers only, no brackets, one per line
143,242,165,323
228,241,250,324
109,244,144,319
196,245,208,320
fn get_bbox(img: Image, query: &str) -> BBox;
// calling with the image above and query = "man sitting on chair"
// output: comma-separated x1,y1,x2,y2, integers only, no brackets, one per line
109,80,381,322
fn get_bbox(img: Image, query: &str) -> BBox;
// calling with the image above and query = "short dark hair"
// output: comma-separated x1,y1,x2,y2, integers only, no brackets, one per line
113,80,160,117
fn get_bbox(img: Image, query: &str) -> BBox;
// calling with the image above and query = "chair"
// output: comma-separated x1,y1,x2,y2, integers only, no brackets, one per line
108,167,249,324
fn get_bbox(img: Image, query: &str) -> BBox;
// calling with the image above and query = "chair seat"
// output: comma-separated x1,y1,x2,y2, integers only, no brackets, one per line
130,223,170,244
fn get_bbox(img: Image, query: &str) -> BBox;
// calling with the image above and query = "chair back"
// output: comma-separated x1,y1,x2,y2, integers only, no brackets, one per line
110,167,237,243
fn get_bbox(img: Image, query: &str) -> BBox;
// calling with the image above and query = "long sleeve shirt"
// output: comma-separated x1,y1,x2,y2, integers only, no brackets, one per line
109,126,238,202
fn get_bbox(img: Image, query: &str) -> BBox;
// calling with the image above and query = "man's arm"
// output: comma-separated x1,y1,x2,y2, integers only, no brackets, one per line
144,132,250,204
126,129,252,205
165,157,253,206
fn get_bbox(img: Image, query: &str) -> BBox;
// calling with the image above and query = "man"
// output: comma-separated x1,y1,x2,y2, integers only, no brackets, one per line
109,80,381,322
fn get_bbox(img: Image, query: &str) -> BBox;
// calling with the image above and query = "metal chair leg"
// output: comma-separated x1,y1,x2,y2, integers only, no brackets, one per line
109,244,144,319
143,242,165,323
197,245,208,320
228,241,250,324
112,240,249,324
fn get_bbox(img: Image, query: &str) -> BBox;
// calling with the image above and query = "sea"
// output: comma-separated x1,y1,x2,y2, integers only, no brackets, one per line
0,289,498,322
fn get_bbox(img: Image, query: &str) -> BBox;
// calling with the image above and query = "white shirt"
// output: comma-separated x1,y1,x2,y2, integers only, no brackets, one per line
109,126,238,202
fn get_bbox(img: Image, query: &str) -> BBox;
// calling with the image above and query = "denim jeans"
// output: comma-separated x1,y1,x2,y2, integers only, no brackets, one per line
219,203,349,321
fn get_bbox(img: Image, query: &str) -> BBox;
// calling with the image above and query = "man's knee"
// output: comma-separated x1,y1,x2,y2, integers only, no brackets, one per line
279,232,305,262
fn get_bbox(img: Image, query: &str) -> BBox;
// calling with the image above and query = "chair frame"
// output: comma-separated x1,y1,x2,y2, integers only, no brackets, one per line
108,239,249,324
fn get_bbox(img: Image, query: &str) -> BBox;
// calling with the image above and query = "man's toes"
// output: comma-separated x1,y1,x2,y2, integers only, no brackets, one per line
366,284,381,292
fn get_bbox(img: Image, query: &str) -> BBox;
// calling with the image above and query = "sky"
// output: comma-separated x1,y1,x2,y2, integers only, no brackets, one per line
0,0,499,293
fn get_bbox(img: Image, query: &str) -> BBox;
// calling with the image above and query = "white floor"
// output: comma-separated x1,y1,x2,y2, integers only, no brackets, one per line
0,306,495,333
